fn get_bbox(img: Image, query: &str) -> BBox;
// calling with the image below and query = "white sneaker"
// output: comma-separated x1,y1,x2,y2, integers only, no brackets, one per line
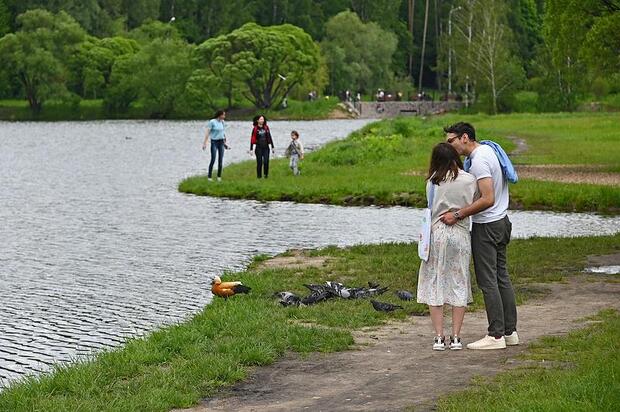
208,177,213,181
505,331,519,346
466,335,506,350
449,336,463,350
217,177,222,182
433,336,446,351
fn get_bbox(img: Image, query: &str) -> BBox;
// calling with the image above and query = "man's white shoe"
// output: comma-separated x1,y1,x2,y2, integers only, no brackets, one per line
505,331,519,346
466,335,506,350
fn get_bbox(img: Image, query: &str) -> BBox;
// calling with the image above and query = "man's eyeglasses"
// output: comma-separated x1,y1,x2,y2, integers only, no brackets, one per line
446,134,461,144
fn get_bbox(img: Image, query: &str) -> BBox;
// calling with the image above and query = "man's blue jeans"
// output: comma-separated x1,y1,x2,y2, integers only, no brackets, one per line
209,140,225,178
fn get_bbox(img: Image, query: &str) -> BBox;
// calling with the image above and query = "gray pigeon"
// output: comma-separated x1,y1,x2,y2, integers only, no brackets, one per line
371,300,403,312
325,281,351,298
275,291,301,307
396,290,414,301
350,286,389,299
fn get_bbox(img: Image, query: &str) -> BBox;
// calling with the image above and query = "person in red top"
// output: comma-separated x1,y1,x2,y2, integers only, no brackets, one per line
249,115,275,178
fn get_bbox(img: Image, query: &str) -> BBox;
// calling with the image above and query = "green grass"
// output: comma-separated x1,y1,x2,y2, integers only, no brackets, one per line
436,309,620,411
0,98,343,121
0,234,618,411
179,113,620,213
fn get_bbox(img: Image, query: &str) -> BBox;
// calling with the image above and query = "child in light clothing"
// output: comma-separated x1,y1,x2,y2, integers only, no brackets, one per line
285,130,304,175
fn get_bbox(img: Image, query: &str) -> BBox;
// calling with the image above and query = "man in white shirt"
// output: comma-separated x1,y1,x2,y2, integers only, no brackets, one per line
441,122,518,350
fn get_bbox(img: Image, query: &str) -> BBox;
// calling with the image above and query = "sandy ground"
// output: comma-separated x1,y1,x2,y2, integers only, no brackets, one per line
177,270,619,411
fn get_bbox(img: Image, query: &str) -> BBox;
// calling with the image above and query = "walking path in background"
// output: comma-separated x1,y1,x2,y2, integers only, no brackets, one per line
177,274,620,412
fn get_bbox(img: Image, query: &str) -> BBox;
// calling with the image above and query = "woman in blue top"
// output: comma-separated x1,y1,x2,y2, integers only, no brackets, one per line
202,110,228,181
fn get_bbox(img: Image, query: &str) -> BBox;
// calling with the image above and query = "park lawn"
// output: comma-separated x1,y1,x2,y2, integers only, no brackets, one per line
435,309,620,411
0,98,342,121
0,234,618,411
179,113,620,214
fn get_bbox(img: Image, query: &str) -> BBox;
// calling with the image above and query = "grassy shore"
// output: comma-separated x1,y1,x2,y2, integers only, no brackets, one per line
436,309,620,411
0,234,618,411
0,98,343,121
179,113,620,214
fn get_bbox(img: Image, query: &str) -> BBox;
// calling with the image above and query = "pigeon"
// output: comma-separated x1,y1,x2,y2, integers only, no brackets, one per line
396,290,414,301
368,281,380,289
324,281,351,298
211,276,251,299
274,291,301,307
370,300,403,312
301,290,331,305
303,283,329,294
350,286,389,299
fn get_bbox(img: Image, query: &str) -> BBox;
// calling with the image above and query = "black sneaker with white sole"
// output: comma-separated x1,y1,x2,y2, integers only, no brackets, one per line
433,336,446,351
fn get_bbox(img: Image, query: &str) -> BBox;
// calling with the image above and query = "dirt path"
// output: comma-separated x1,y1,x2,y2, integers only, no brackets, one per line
177,275,620,412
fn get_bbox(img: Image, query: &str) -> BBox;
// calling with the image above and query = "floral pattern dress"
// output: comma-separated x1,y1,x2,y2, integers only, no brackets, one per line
416,170,476,307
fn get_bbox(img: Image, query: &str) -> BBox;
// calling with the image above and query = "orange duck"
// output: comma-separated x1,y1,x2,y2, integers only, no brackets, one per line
211,276,251,299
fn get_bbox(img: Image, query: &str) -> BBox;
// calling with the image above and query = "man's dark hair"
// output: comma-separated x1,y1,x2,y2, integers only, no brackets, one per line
443,122,476,141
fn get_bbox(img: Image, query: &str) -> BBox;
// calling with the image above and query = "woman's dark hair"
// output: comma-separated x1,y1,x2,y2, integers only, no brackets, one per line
291,130,299,138
427,143,463,185
252,114,267,126
443,121,476,141
213,110,225,119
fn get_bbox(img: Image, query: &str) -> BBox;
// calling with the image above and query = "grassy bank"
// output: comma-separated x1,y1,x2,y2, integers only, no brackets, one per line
0,234,618,411
436,309,620,411
0,98,343,121
179,113,620,214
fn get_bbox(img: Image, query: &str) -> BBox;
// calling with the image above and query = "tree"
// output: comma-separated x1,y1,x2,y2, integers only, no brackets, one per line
105,38,193,117
0,0,9,36
0,9,87,113
452,0,525,113
321,11,397,95
196,23,321,109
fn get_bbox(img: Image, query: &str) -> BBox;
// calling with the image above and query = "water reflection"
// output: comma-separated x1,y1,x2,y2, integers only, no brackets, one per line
0,119,618,387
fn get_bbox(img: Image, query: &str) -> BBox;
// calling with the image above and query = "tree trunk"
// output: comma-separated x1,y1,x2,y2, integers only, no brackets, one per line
408,0,416,77
418,0,430,92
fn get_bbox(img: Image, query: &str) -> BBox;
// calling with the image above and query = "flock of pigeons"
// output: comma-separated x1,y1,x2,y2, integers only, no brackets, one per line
211,276,415,312
275,281,414,312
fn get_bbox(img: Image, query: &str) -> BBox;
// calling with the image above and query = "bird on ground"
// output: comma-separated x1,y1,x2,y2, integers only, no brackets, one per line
211,276,251,299
301,290,331,305
350,286,389,299
324,281,351,298
370,300,403,312
303,283,329,294
396,290,414,301
274,291,301,307
368,281,380,289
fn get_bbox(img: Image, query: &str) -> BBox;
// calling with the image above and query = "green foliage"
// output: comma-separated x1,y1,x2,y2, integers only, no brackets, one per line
0,0,9,36
321,11,398,94
195,23,322,109
581,12,620,78
0,9,87,113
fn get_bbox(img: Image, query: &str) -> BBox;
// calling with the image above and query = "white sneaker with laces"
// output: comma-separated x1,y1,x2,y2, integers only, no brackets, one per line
433,336,446,351
449,336,462,350
466,335,506,350
505,331,519,346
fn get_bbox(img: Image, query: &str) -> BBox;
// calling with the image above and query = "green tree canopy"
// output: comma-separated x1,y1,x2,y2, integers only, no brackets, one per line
321,11,397,95
0,9,86,113
195,22,321,109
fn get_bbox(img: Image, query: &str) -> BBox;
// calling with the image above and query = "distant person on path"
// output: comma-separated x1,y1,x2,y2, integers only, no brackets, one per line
202,109,228,182
441,122,518,350
284,130,304,175
417,143,477,351
249,115,274,179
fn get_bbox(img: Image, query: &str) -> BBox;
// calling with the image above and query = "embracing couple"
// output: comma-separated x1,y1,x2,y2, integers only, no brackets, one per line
417,122,518,351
